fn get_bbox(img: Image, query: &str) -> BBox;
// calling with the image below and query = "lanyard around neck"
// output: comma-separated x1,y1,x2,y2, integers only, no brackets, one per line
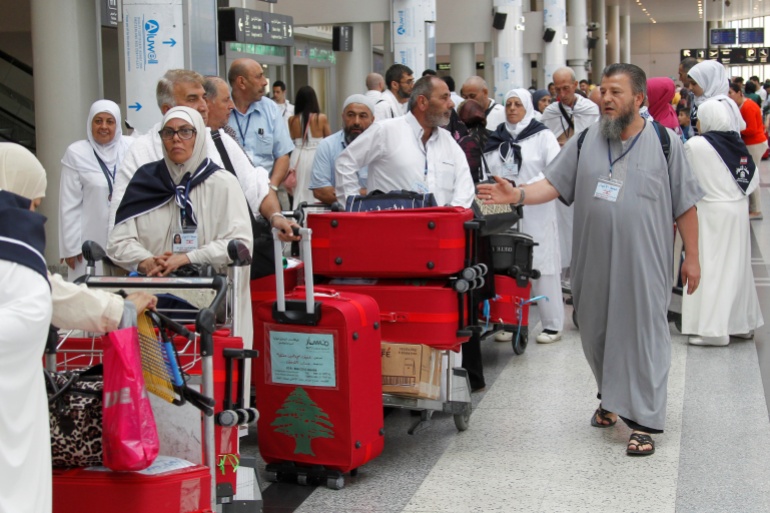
607,120,646,178
234,110,251,145
93,150,116,199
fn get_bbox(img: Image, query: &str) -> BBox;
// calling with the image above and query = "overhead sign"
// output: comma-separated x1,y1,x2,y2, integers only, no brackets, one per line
122,0,184,133
218,8,293,47
681,47,770,65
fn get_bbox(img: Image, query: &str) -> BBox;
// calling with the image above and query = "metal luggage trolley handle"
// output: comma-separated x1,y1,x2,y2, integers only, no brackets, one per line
65,239,257,513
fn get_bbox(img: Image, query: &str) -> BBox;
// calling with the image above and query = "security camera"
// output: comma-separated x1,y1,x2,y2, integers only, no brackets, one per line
587,22,600,31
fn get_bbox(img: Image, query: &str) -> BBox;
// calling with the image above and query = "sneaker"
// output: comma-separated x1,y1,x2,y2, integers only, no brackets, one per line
536,331,562,344
494,331,513,342
731,331,755,339
689,335,729,346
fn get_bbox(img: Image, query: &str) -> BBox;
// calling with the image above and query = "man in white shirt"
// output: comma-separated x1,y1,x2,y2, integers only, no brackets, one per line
460,76,506,130
375,64,414,121
272,80,294,125
541,67,601,146
442,75,464,112
365,72,385,103
336,75,474,208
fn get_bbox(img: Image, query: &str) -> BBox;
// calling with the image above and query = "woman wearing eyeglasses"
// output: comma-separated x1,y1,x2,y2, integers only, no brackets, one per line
483,89,564,344
107,106,252,278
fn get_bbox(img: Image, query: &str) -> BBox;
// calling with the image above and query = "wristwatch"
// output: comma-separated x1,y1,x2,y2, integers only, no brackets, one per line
269,184,279,192
513,187,526,207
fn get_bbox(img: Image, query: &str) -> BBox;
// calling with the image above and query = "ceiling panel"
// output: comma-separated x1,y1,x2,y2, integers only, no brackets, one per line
607,0,770,25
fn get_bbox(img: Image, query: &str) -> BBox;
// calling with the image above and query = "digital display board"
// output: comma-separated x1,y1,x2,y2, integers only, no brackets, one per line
710,28,736,46
739,28,764,44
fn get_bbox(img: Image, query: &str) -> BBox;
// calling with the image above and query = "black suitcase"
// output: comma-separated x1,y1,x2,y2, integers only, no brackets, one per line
488,230,540,286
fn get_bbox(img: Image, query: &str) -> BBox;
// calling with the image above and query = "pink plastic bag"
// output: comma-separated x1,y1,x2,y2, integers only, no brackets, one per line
102,326,159,471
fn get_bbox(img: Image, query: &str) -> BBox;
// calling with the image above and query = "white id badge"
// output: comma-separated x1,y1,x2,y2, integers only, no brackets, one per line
594,178,622,202
412,180,431,194
172,230,198,253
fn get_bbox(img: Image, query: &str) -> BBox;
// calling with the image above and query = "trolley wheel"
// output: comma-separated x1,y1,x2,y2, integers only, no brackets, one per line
454,410,471,432
265,470,278,483
297,474,308,486
512,326,528,355
572,308,579,330
350,468,359,477
327,476,345,490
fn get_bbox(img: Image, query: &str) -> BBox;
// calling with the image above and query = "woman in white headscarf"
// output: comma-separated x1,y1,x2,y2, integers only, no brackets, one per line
0,143,155,513
108,106,253,350
687,60,746,133
59,100,134,281
681,101,764,346
483,89,564,344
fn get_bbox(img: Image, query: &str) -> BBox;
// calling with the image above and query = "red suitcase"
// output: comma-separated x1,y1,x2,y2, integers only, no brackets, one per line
53,459,213,513
327,278,468,351
250,259,304,306
252,228,384,489
485,274,532,353
307,207,473,278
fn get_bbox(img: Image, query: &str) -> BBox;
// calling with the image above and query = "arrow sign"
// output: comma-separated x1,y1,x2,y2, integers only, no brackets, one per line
163,38,176,47
128,102,142,111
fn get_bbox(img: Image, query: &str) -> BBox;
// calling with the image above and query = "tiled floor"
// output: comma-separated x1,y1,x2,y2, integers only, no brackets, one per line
245,166,770,512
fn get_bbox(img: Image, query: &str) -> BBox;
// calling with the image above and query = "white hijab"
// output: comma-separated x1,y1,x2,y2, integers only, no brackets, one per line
0,142,47,199
697,99,734,134
161,106,209,183
688,60,745,132
86,100,131,169
61,100,133,176
504,89,535,138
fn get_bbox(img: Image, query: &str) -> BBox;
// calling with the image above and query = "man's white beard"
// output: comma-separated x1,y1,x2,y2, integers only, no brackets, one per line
600,102,635,140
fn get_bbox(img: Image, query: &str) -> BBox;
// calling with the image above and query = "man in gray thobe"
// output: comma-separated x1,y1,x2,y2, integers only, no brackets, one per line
477,63,704,456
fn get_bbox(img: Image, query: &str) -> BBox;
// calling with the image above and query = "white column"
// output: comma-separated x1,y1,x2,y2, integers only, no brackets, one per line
336,23,372,107
493,0,526,104
383,21,394,70
543,0,567,89
450,42,476,85
590,0,606,84
32,0,100,263
606,4,620,66
566,0,589,81
620,14,631,63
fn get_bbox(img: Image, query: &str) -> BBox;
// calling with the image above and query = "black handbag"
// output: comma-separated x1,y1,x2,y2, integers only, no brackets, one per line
45,365,104,467
345,189,438,211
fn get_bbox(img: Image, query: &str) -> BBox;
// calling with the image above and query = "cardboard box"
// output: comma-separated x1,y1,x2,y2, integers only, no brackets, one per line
381,342,441,400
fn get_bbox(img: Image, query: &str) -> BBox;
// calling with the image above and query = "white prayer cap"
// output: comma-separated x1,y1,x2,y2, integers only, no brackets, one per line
342,94,375,116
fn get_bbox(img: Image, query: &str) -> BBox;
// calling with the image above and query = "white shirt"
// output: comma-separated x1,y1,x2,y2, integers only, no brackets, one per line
109,123,270,230
450,92,463,112
541,95,601,139
374,89,407,121
485,99,506,131
759,87,768,103
335,112,475,208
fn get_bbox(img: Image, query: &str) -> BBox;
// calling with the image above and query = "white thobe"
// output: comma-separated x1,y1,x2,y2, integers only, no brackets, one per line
335,112,475,208
109,125,269,231
374,89,407,121
485,99,506,131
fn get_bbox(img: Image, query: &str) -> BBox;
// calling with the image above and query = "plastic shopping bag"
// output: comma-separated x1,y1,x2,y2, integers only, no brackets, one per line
102,326,160,471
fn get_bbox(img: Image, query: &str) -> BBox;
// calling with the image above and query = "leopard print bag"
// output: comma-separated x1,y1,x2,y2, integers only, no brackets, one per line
45,366,103,467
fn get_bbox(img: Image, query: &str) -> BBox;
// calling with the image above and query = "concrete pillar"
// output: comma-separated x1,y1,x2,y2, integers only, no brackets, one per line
32,0,100,264
620,15,631,63
336,23,372,110
590,0,605,84
606,5,620,65
450,42,476,86
383,21,394,70
566,0,589,81
493,0,526,104
543,0,567,89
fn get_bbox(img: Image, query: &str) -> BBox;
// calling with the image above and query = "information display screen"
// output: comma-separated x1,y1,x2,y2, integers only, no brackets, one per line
739,28,765,44
710,28,737,46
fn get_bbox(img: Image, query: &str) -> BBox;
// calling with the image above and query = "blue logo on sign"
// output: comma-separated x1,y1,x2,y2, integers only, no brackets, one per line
145,19,159,65
396,10,406,35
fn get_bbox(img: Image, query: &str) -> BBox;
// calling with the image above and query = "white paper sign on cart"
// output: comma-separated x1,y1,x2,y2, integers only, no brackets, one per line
122,0,184,134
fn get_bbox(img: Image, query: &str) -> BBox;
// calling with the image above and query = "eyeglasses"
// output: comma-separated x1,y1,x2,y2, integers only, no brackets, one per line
400,78,415,85
158,127,197,140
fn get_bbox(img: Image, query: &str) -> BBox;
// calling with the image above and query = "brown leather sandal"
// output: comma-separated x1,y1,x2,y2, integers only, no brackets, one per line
627,432,655,456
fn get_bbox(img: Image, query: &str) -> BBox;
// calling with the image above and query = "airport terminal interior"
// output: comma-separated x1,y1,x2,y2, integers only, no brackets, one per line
4,0,770,512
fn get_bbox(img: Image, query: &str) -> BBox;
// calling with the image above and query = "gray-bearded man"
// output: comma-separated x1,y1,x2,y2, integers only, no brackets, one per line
478,63,704,457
